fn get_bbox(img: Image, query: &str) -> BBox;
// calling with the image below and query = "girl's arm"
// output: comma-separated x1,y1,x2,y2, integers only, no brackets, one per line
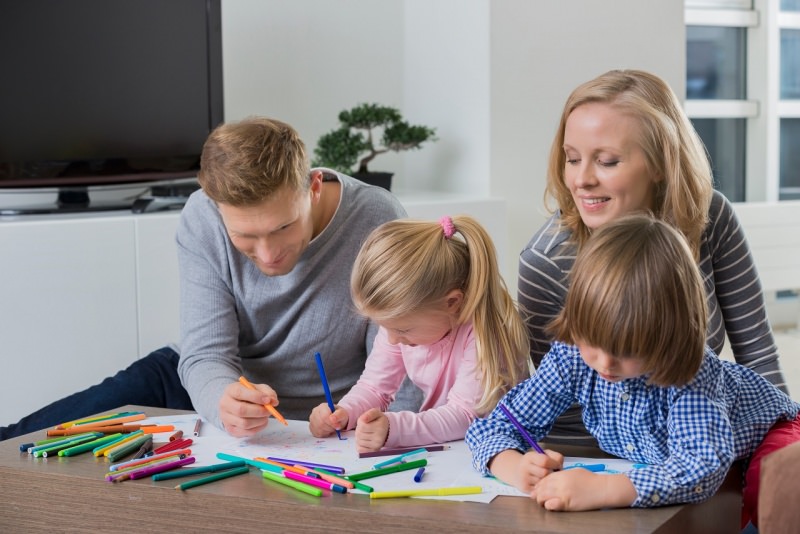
380,325,482,447
337,327,407,430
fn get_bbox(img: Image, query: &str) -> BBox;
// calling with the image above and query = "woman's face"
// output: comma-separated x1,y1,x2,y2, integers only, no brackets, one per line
563,102,660,230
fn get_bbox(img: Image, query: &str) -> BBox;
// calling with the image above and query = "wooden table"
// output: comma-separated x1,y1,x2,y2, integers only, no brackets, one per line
0,406,742,533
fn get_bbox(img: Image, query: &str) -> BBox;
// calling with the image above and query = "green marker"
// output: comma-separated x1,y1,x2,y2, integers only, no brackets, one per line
106,434,152,463
37,433,101,457
262,470,322,497
346,458,427,482
175,465,251,490
153,460,247,481
59,433,123,457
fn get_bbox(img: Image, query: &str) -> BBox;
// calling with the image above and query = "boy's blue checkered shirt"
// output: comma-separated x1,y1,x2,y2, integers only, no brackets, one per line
466,342,799,507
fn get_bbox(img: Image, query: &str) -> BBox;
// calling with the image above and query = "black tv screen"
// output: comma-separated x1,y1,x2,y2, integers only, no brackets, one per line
0,0,223,213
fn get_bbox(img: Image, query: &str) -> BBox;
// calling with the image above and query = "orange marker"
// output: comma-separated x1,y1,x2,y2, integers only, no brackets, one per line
238,376,288,426
253,457,313,477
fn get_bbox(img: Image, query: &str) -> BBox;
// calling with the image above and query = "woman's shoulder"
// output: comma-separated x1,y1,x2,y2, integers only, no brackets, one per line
521,211,574,257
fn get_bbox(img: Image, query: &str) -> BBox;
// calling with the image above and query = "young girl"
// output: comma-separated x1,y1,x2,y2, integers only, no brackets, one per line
309,215,530,452
466,214,799,528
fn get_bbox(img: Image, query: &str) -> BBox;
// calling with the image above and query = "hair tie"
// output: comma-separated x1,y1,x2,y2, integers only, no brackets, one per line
439,216,456,239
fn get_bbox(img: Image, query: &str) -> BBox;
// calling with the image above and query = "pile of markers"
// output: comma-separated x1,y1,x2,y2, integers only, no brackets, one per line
22,411,482,497
214,448,481,499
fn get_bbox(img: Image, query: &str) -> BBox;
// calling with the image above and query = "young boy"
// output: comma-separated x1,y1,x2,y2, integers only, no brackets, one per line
466,214,799,528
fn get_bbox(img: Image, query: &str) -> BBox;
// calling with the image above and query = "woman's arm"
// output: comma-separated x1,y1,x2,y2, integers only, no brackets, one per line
704,192,788,393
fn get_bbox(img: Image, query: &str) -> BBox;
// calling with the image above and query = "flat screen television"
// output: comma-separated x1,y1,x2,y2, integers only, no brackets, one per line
0,0,223,214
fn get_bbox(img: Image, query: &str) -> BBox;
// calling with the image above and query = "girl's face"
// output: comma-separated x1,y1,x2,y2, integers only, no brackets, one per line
377,290,463,347
563,102,660,230
576,341,645,383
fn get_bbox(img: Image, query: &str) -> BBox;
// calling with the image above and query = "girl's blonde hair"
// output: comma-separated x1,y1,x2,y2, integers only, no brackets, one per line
547,214,708,386
545,69,713,258
351,215,530,413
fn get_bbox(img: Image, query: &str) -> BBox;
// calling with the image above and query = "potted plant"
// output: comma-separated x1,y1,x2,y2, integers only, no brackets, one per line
312,103,436,191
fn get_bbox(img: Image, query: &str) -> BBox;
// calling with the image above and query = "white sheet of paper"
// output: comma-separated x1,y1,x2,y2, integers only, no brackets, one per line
139,414,639,503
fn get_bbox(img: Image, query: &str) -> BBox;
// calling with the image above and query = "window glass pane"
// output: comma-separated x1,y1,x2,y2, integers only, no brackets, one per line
780,119,800,200
692,118,747,201
687,26,747,99
781,30,800,99
781,0,800,12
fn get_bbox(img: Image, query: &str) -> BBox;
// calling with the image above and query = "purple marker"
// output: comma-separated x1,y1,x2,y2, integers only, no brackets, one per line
266,456,346,475
497,403,545,454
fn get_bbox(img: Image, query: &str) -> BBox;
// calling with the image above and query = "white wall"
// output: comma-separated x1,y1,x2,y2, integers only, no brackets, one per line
220,0,686,290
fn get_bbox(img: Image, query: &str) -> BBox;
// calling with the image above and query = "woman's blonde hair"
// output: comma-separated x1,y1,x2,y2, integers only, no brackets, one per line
547,214,708,386
545,69,713,258
198,116,310,206
351,215,530,413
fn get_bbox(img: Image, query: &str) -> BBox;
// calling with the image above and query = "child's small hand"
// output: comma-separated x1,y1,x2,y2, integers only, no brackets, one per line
354,408,389,452
532,470,637,511
308,403,349,438
516,449,563,493
488,448,563,495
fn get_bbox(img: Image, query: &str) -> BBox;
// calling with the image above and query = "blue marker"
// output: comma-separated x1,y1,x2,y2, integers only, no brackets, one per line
373,448,428,470
564,463,606,472
414,467,426,483
314,352,345,440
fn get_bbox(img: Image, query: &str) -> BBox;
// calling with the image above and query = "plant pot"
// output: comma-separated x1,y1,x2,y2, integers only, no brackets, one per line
352,172,393,191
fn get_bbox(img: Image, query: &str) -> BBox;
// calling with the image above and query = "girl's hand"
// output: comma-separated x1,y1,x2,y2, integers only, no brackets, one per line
354,408,389,452
309,403,349,437
532,470,637,511
488,448,563,494
218,380,278,437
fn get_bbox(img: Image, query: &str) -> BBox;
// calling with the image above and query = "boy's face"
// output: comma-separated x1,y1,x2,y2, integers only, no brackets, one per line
218,178,320,277
576,341,645,382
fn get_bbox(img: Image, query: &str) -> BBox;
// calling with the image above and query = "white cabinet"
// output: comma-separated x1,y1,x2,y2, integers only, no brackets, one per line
0,195,506,426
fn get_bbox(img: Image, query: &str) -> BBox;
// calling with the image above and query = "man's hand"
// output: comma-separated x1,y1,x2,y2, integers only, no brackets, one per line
309,403,349,437
354,408,389,452
218,380,279,437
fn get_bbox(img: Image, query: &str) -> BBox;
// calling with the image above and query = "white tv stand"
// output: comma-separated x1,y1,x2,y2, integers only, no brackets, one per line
0,194,506,426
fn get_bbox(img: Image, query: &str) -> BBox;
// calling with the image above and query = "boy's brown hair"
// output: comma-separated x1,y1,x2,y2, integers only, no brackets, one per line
547,214,708,386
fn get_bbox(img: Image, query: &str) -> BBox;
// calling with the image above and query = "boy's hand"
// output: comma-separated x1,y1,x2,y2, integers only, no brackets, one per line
532,470,637,511
489,448,563,494
218,380,278,437
354,408,389,452
309,403,349,437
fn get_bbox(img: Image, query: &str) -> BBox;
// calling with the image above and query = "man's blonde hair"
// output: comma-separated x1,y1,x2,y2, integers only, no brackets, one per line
548,214,708,386
351,216,530,413
198,116,310,206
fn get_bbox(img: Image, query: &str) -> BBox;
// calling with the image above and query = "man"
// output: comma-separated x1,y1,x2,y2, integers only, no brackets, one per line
0,117,418,440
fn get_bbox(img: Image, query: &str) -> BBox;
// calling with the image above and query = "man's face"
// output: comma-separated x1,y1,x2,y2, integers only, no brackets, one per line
218,183,317,277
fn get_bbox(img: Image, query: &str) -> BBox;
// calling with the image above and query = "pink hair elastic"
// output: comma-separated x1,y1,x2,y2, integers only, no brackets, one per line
439,216,456,239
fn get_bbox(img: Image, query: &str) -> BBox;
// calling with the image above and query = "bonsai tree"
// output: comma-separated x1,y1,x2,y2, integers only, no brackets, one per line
312,103,436,175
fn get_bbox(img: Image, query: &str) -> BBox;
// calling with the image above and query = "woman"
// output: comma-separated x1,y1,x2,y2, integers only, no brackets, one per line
518,69,788,444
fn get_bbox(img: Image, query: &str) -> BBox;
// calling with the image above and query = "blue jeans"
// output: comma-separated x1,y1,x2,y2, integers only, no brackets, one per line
0,346,193,441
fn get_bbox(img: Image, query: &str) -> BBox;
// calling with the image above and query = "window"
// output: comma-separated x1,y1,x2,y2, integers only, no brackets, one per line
685,0,800,201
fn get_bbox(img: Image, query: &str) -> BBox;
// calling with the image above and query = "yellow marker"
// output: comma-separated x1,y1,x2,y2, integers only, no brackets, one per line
369,486,483,499
238,376,288,425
